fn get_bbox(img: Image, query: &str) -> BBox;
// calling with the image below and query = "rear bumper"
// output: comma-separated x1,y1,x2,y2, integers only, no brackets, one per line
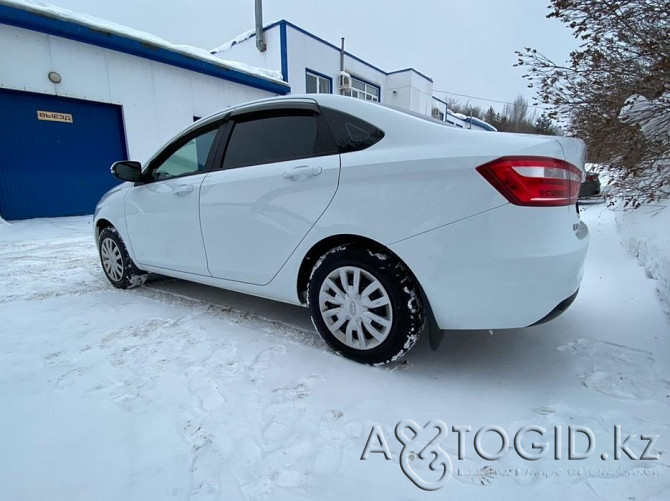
390,204,589,329
528,288,579,326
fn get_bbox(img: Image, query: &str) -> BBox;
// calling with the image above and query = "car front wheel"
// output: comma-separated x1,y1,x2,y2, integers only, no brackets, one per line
98,226,147,289
307,245,425,364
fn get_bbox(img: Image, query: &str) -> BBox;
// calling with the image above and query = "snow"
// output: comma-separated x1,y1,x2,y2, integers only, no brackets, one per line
210,29,257,54
1,0,285,83
618,93,670,199
616,199,670,318
619,93,670,145
1,205,670,499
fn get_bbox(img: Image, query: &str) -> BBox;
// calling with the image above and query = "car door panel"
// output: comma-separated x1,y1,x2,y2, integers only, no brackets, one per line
124,126,222,275
200,154,339,284
125,175,209,275
198,108,340,285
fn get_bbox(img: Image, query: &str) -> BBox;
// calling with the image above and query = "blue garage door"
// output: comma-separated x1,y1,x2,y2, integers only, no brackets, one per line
0,89,127,220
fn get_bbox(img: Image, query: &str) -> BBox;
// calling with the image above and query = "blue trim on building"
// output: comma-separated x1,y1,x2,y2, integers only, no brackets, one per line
279,21,289,82
432,96,449,107
0,3,290,95
386,68,433,83
281,21,389,76
305,68,333,93
239,20,431,80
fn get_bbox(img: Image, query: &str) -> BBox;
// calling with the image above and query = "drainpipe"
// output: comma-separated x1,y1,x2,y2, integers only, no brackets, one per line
340,37,345,72
255,0,266,52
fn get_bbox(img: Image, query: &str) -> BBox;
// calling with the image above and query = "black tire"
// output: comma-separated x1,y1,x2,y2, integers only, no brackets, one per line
98,226,147,289
307,244,425,364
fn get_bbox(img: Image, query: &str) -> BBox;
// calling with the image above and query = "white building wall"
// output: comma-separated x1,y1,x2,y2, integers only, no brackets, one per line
212,29,283,82
222,24,436,117
384,70,433,115
213,22,494,131
285,26,386,95
285,27,338,93
384,71,412,109
408,71,433,116
0,24,275,162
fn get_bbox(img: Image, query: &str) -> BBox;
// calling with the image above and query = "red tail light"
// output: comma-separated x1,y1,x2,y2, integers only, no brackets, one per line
476,156,582,207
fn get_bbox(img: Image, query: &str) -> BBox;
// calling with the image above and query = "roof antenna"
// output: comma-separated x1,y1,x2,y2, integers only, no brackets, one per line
255,0,266,52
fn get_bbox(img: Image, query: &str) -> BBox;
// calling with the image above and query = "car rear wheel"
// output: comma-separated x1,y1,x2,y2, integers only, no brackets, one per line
98,226,147,289
307,245,425,364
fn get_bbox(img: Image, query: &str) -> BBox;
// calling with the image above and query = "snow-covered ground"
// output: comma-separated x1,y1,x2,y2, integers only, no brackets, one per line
1,204,669,500
617,199,670,319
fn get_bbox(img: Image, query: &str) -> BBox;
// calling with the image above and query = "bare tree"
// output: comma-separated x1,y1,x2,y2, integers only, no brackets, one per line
503,95,531,132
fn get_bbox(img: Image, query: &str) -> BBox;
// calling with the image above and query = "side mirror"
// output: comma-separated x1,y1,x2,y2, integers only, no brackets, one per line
111,161,143,182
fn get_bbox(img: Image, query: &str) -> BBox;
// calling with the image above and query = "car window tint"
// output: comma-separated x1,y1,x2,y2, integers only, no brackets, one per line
320,107,384,153
223,114,319,169
153,129,218,181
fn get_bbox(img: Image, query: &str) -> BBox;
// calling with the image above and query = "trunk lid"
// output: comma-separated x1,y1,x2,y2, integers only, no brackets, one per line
554,136,587,180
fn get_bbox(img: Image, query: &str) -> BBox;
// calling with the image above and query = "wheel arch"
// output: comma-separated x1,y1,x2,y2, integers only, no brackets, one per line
296,234,433,317
95,218,114,242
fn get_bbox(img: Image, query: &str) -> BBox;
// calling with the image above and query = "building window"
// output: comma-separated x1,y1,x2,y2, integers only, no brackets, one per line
306,70,332,94
344,77,380,102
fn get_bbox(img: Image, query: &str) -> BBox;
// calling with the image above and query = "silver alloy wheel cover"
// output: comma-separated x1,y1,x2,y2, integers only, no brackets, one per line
100,237,124,282
318,266,393,350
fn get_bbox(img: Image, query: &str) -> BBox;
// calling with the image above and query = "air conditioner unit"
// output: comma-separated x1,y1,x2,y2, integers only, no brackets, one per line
431,107,441,118
338,71,351,92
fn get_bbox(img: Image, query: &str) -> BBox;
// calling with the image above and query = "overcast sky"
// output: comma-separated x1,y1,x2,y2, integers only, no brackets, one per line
45,0,578,113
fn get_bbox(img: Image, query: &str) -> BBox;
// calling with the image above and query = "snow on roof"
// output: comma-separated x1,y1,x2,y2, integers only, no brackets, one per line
210,28,256,54
0,0,285,84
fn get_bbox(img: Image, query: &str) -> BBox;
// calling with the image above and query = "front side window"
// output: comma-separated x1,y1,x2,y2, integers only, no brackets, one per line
344,77,380,102
152,129,219,181
223,113,323,169
306,71,331,94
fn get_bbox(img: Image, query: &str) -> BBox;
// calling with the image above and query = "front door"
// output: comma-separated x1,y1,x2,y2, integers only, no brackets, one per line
124,126,220,276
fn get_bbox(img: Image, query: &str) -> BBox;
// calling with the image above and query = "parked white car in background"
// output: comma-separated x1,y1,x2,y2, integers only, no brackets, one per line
94,94,589,364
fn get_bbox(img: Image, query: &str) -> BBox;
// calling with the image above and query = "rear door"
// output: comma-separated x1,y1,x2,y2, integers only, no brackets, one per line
200,104,340,284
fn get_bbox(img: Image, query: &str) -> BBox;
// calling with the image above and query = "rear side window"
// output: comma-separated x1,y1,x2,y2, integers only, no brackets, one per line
320,107,384,153
223,113,328,169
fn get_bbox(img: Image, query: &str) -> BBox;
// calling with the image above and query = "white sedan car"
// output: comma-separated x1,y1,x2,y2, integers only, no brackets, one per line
94,94,589,364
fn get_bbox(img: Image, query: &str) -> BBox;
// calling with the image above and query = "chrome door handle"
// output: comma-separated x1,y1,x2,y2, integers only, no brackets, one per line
173,184,194,196
283,165,322,180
